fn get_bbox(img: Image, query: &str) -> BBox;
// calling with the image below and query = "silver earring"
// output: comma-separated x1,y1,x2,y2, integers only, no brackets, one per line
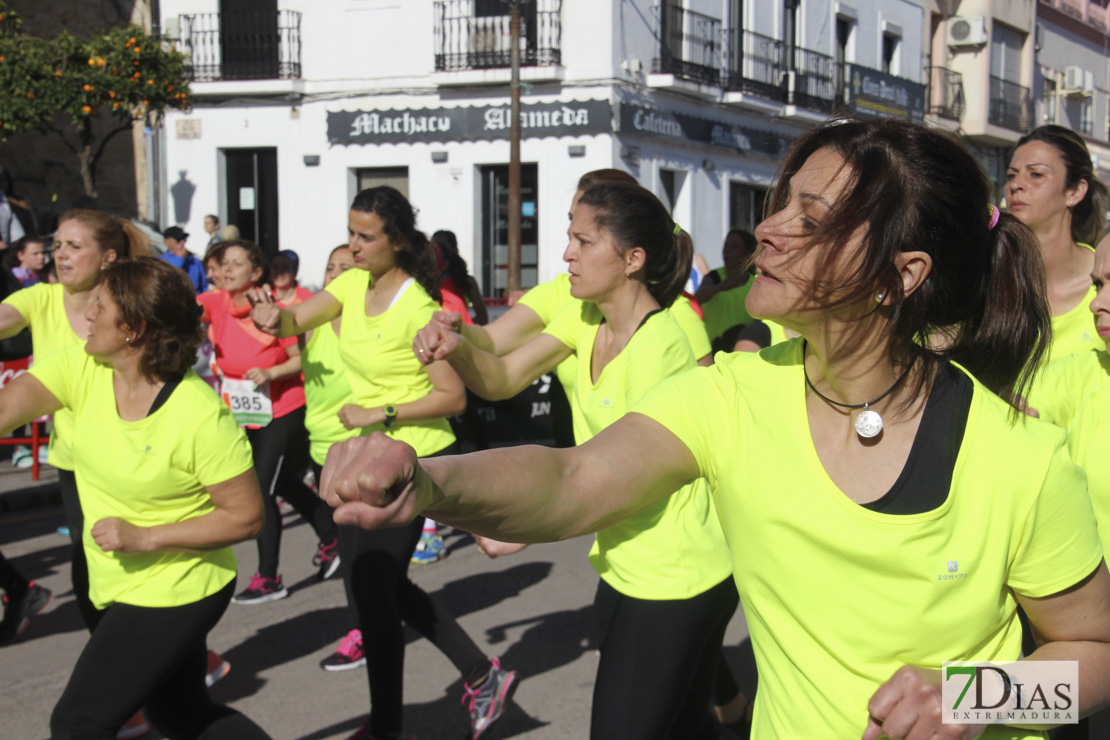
875,293,885,304
125,337,131,343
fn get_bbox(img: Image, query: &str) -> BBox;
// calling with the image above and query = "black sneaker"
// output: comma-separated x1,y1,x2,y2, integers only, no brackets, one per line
313,538,341,581
0,583,52,644
231,573,288,605
461,657,517,739
320,629,367,672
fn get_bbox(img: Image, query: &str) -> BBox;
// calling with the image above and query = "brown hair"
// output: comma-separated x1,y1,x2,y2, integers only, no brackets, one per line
768,118,1051,412
100,257,204,381
1015,125,1110,245
576,183,692,308
216,239,271,287
58,210,151,260
576,168,638,191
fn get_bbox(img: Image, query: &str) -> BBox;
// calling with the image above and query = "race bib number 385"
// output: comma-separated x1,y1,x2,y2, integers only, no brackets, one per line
221,378,273,427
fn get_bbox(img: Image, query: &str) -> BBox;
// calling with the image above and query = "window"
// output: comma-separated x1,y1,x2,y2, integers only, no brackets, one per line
356,167,409,199
1044,77,1056,123
730,182,769,232
990,23,1023,84
882,33,900,76
1081,100,1094,135
836,17,854,66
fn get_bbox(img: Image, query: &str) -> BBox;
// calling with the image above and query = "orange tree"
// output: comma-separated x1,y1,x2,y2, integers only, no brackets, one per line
0,3,191,198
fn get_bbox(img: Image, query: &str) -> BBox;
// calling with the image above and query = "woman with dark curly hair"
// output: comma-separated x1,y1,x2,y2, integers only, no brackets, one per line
199,240,340,603
249,186,515,740
0,257,271,739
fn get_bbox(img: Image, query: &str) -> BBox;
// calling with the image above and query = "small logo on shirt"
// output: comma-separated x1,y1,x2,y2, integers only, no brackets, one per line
938,560,968,581
143,445,154,456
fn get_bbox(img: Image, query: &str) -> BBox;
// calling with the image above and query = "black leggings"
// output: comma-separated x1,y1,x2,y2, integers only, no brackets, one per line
591,576,739,740
58,469,99,631
246,407,337,579
344,443,491,737
50,579,271,740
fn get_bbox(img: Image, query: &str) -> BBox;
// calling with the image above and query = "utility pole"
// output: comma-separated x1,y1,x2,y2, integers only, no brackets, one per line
503,0,528,293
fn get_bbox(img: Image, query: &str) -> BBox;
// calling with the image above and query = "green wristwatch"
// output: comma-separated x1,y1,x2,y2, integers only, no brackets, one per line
383,404,398,429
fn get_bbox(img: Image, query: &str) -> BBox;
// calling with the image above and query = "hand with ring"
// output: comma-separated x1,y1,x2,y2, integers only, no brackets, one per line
412,319,461,365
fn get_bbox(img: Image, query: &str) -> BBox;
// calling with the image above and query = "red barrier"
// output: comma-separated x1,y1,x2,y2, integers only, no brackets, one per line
0,357,46,481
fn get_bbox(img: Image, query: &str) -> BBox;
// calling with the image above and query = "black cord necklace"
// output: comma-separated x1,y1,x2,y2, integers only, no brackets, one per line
802,340,916,439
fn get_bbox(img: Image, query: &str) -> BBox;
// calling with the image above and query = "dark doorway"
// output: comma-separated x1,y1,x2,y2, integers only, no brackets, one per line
480,164,539,298
219,0,279,80
224,148,279,258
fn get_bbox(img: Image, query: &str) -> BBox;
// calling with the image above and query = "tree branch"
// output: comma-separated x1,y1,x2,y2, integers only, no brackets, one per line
89,119,138,175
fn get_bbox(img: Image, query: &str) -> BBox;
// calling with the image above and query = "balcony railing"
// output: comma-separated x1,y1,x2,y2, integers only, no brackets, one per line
989,76,1031,131
724,29,786,100
179,11,301,81
927,66,966,120
653,6,722,86
433,0,562,72
790,45,840,112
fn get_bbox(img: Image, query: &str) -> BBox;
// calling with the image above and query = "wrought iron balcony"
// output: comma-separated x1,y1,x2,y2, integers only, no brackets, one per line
179,11,301,82
927,66,965,120
724,29,787,100
789,45,840,112
652,5,722,86
989,76,1031,131
434,0,562,72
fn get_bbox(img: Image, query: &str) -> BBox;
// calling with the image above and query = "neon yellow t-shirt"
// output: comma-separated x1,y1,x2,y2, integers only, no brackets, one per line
1049,284,1100,366
302,321,353,466
669,294,711,360
633,339,1100,739
29,347,253,609
701,268,755,341
1031,349,1110,558
544,302,731,599
3,282,84,469
518,274,578,393
324,269,455,457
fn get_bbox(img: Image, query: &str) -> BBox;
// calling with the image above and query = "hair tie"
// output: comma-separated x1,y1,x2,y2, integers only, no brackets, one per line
673,223,682,237
987,204,1000,231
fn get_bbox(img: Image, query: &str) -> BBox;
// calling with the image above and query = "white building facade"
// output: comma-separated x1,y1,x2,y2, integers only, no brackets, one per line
160,0,927,292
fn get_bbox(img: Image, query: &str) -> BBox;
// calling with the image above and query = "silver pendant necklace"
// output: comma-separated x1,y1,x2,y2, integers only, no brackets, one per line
802,341,916,439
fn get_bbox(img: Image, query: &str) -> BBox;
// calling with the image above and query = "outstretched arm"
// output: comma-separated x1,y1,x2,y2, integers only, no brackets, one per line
0,303,29,340
413,319,571,401
248,285,342,338
0,373,63,436
318,412,700,541
433,301,547,356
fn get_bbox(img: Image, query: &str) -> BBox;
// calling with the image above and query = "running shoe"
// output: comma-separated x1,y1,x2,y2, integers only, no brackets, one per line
116,709,148,739
0,582,51,643
231,573,288,604
314,537,341,581
461,657,517,740
320,629,366,672
344,719,414,740
12,446,47,469
410,532,445,565
205,649,231,687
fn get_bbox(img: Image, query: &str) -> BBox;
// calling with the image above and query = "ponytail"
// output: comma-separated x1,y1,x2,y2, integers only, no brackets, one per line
943,212,1051,411
396,229,442,304
59,209,151,261
577,183,691,308
646,228,693,308
1074,177,1110,245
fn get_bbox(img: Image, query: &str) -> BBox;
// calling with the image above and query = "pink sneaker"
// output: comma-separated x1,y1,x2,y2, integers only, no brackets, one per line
320,629,366,672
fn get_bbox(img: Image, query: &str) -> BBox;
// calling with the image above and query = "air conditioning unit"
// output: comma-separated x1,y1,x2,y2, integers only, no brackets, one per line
1064,65,1095,97
947,17,988,47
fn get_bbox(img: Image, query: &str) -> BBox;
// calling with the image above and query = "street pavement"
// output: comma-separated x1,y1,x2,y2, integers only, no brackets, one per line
0,462,756,740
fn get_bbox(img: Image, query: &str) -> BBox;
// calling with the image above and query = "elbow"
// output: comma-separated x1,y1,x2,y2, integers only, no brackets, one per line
445,392,467,417
244,513,264,541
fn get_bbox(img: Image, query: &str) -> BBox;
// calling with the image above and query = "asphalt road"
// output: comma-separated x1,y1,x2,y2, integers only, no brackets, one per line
0,495,755,740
